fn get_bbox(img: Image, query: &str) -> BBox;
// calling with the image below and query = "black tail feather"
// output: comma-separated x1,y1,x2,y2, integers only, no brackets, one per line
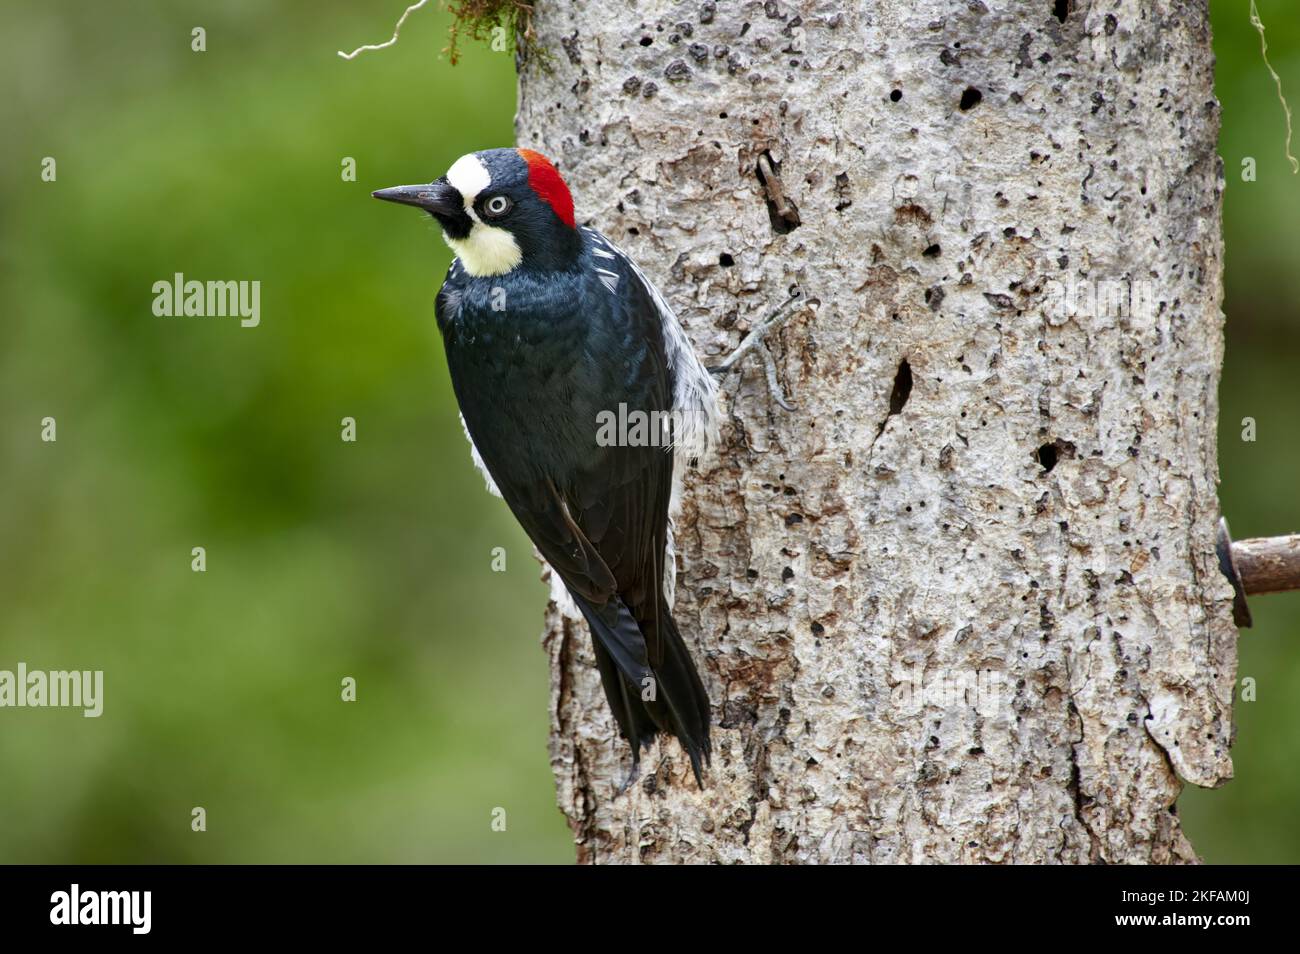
579,594,711,786
592,639,658,758
645,607,712,784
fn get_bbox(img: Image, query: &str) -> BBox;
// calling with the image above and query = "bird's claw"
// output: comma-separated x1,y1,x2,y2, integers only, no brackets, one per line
762,346,796,411
708,286,805,410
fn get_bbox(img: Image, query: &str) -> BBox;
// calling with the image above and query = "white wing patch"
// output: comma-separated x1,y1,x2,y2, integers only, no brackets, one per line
460,412,502,498
594,267,620,293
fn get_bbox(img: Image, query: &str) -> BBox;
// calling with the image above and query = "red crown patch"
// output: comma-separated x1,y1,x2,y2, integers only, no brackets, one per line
517,148,575,229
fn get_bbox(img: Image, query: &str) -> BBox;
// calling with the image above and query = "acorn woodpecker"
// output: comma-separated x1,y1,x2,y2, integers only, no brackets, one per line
374,148,718,784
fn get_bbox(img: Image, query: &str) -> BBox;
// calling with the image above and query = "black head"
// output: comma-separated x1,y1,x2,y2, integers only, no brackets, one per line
373,148,581,276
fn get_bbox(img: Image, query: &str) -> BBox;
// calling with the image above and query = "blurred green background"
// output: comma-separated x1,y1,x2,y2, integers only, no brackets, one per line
0,1,1296,864
0,0,568,863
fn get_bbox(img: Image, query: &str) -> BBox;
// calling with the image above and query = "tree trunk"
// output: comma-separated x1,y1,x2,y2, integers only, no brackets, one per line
518,0,1234,863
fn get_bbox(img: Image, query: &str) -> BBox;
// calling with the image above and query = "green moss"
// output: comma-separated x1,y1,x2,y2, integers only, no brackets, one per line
445,0,547,67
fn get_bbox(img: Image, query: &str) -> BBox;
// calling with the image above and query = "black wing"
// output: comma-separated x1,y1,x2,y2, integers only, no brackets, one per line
442,240,710,775
458,251,674,656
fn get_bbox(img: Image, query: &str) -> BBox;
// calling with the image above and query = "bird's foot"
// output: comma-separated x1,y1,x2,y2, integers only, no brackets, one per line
708,286,805,411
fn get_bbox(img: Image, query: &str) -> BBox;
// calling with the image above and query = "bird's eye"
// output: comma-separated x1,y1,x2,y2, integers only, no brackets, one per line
483,195,512,217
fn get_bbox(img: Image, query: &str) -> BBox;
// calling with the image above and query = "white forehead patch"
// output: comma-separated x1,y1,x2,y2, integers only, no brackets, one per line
441,152,520,277
446,153,492,211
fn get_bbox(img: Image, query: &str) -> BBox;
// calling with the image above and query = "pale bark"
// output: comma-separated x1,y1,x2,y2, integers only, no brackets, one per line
518,0,1234,864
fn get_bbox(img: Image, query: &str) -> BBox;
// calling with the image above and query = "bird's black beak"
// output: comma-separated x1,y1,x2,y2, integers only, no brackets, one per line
372,179,461,217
